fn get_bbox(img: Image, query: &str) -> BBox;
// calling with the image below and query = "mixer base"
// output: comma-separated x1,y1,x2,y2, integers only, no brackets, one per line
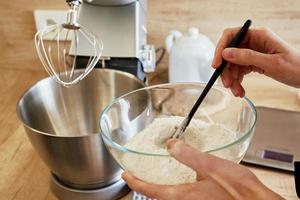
50,173,130,200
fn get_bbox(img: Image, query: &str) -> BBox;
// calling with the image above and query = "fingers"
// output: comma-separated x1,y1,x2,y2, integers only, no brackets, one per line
219,47,273,97
123,171,234,200
212,27,255,97
222,47,273,72
165,138,256,197
212,27,276,96
220,63,245,97
166,139,227,179
229,65,245,97
230,80,244,97
123,140,264,200
122,172,172,199
212,27,240,68
220,64,233,87
166,139,263,193
252,66,265,74
165,139,255,179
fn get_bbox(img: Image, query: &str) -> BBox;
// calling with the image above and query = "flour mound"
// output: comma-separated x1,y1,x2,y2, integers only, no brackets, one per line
122,116,237,185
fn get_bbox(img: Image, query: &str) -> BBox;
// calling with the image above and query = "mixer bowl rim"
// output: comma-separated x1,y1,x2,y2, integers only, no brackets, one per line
16,68,145,138
99,82,257,157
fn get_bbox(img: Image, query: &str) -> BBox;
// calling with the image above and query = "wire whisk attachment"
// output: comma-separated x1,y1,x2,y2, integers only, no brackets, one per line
35,0,103,87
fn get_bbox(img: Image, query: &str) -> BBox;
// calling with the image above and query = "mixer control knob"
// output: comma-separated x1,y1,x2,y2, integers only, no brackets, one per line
140,45,156,73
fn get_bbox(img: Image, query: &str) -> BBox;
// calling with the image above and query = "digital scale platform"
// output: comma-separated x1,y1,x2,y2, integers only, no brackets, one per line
243,106,300,171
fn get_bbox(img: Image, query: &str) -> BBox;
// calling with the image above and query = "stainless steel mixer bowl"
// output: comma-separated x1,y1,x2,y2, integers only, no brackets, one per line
16,69,145,189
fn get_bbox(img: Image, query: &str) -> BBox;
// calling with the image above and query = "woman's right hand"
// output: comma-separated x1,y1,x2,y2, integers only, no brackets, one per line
212,27,300,97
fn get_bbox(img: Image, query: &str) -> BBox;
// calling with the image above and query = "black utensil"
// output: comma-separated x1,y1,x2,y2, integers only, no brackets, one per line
172,19,252,139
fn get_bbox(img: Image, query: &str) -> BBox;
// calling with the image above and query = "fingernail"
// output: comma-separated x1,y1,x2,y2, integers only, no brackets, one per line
211,57,217,68
233,88,240,97
166,139,182,155
230,87,237,97
222,76,232,88
223,48,235,59
222,78,229,87
241,90,246,97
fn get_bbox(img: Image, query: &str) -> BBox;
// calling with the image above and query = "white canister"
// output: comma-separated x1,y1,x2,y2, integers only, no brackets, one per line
166,27,215,83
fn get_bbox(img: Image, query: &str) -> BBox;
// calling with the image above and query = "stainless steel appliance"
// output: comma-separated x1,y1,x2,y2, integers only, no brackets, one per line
28,0,156,198
76,0,155,81
35,0,104,87
17,69,145,200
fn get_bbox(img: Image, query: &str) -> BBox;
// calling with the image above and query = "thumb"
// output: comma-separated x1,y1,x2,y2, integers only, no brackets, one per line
166,139,229,179
222,48,273,72
165,139,263,198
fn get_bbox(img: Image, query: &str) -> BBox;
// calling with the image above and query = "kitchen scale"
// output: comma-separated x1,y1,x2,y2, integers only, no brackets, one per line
243,106,300,171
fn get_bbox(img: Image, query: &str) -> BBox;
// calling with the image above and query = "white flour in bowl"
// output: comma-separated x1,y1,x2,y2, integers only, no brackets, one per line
121,116,238,185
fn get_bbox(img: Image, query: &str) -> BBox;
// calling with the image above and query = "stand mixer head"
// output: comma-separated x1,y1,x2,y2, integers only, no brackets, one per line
35,0,103,87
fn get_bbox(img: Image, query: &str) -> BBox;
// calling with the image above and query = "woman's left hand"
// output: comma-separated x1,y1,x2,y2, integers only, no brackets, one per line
122,139,285,200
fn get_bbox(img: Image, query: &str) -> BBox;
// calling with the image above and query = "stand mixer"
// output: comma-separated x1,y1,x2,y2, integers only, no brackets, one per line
35,0,155,86
76,0,155,81
25,0,156,200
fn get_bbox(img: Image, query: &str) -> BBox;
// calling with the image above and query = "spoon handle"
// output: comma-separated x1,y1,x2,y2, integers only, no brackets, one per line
185,20,252,132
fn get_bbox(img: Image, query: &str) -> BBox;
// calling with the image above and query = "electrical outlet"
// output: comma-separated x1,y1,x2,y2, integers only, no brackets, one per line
33,10,67,40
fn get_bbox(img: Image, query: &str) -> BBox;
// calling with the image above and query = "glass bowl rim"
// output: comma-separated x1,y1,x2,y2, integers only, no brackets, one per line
99,82,257,157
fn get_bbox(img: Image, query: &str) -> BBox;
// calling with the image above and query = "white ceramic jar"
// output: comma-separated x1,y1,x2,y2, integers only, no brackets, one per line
166,27,215,83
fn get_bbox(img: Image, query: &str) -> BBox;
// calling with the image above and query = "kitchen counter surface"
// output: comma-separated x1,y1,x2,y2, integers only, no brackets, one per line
1,0,300,199
1,68,300,200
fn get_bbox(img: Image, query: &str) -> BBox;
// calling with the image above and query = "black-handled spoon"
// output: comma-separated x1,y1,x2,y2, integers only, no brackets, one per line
172,19,252,139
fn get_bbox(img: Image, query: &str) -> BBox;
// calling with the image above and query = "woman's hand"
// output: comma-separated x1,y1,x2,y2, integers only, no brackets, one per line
212,27,300,97
122,139,284,200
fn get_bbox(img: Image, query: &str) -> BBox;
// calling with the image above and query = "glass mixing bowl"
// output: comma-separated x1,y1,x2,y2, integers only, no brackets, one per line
99,83,257,185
